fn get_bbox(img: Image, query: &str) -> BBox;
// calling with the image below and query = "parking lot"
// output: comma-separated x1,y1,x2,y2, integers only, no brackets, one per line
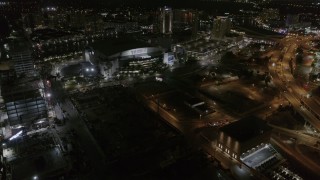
200,81,264,115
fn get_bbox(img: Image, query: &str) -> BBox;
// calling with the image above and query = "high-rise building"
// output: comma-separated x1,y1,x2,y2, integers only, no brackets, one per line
173,9,199,37
1,79,47,127
212,16,231,39
0,62,15,83
9,40,35,77
260,8,280,21
192,11,199,37
173,9,196,25
159,7,173,34
286,14,299,27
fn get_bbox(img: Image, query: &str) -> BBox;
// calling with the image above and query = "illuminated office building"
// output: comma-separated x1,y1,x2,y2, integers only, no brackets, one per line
159,7,173,34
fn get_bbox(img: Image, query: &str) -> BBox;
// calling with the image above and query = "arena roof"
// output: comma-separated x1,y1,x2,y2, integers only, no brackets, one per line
220,116,272,142
89,38,163,60
90,38,151,57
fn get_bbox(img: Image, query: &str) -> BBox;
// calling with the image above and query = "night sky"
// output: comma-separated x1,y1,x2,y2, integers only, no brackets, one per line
41,0,259,11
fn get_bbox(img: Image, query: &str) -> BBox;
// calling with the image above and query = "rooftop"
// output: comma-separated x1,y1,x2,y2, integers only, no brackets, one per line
1,77,41,94
8,38,32,52
220,116,272,142
184,97,204,107
90,37,153,57
3,131,67,179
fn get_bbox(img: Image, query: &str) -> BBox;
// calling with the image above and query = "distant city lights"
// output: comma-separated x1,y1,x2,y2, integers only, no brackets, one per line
45,7,57,11
0,1,9,6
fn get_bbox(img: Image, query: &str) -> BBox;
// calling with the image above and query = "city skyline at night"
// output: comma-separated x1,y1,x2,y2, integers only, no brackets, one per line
0,0,320,179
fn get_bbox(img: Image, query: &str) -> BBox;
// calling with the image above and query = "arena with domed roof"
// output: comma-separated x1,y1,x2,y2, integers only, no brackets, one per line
84,37,164,79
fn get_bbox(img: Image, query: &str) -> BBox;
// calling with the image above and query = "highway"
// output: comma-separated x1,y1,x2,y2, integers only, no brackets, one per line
271,136,320,177
264,35,320,176
137,86,255,179
269,123,320,148
268,36,320,130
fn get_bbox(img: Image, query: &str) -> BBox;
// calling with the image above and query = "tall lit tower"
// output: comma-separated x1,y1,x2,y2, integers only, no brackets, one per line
159,7,173,34
212,16,231,39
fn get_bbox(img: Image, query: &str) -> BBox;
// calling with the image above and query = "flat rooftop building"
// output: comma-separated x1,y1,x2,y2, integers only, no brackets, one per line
1,78,47,127
184,97,204,108
217,116,272,160
8,39,35,77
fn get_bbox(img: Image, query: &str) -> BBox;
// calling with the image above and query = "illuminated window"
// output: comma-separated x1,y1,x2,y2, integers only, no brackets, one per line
232,153,237,158
225,149,229,154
